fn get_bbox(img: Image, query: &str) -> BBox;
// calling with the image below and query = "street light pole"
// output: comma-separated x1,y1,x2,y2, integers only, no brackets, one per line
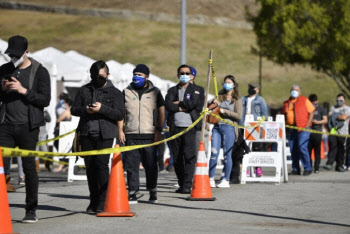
180,0,186,64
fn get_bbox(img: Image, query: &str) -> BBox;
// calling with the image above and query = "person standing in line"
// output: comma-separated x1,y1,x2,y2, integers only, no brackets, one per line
165,64,202,194
71,60,124,213
189,66,205,153
239,82,267,177
0,35,51,222
307,94,327,173
208,75,242,188
324,94,350,172
282,84,315,176
118,64,165,204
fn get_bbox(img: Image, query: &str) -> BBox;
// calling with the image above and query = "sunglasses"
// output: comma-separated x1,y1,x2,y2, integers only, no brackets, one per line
179,72,191,75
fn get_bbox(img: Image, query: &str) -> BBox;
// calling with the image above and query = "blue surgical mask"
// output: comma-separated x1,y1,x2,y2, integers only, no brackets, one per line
291,90,299,98
223,83,233,91
179,75,190,84
133,75,146,88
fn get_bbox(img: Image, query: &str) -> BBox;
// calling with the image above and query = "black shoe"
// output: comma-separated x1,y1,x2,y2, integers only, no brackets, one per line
303,170,312,176
336,166,345,172
289,170,301,175
128,193,138,204
182,188,191,194
86,205,95,214
22,210,38,223
229,177,240,184
149,192,158,204
175,187,183,193
314,170,319,174
323,165,332,170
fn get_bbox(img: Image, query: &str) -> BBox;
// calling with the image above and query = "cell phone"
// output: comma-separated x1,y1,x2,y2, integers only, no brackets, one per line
88,104,94,107
2,74,13,82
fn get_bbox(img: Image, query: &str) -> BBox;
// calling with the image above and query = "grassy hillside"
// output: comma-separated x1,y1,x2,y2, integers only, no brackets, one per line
0,9,341,108
15,0,259,21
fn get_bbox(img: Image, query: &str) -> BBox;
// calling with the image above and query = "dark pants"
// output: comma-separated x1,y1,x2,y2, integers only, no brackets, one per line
157,134,166,171
171,127,197,190
308,133,322,171
0,123,39,211
80,136,113,210
124,138,158,194
326,135,345,168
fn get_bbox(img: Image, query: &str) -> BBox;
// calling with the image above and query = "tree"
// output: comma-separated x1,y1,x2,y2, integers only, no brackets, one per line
248,0,350,97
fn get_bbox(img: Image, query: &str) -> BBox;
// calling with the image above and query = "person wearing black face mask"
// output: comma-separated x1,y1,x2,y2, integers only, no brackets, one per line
71,60,124,213
231,83,267,182
324,93,350,172
0,35,51,223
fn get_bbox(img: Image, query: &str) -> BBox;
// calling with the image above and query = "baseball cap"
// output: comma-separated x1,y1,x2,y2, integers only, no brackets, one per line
189,66,197,78
249,82,260,89
5,35,28,57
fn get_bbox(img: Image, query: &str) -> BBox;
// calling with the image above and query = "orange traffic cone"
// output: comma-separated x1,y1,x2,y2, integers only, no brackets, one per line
97,145,135,217
0,147,14,233
187,142,216,201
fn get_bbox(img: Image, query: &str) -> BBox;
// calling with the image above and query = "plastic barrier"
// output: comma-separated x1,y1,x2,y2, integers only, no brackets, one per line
57,119,114,182
241,115,288,184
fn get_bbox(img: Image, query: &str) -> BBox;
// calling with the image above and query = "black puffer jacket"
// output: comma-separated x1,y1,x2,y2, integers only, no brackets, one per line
71,80,124,139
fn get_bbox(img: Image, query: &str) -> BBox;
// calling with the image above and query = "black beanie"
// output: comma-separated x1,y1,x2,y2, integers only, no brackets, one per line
133,64,150,76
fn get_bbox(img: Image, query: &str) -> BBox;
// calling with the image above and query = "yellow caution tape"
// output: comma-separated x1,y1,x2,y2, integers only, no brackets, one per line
286,125,350,138
206,111,265,129
1,112,206,158
36,129,76,146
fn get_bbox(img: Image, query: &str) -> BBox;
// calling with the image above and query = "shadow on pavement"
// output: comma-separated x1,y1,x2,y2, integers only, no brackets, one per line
152,202,350,228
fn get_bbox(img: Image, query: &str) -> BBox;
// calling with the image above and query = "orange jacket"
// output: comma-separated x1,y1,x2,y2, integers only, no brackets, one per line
282,96,310,128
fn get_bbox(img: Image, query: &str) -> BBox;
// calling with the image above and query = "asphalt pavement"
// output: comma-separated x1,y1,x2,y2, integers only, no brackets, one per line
6,161,350,234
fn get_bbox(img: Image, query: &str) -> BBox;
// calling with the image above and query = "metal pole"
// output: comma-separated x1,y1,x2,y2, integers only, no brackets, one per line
259,51,262,95
180,0,186,64
200,50,213,142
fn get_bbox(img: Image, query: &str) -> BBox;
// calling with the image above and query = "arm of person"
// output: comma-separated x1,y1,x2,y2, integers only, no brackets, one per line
313,115,327,125
220,99,243,121
15,67,51,107
337,113,349,121
305,99,316,128
155,105,165,142
165,88,180,113
71,88,89,117
179,88,201,111
118,120,125,145
98,89,124,121
56,109,71,123
306,111,314,128
261,98,268,119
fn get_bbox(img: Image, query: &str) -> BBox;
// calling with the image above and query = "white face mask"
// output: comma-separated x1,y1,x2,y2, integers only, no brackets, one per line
11,52,26,67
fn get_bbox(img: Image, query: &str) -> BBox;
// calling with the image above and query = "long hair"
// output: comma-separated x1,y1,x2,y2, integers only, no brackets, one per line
219,75,239,103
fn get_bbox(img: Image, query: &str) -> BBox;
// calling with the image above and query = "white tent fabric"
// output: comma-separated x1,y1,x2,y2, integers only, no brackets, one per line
0,39,10,65
32,47,87,82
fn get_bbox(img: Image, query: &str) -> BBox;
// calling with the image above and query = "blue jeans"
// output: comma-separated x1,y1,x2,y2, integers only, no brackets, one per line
289,128,312,172
209,124,235,180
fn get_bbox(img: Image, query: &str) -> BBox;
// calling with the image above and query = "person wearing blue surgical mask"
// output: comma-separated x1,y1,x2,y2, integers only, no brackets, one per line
118,64,165,204
164,64,203,194
208,75,243,188
282,84,315,176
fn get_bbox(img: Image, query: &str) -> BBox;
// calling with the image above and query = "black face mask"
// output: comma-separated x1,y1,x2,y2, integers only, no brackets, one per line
92,77,107,88
248,88,257,96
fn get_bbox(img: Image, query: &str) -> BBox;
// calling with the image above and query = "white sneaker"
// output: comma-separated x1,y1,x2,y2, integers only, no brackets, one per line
217,179,230,188
209,178,216,188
